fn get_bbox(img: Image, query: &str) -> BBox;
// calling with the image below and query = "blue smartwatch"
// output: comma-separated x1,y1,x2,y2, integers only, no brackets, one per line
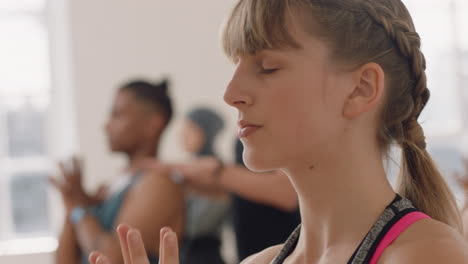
70,207,87,225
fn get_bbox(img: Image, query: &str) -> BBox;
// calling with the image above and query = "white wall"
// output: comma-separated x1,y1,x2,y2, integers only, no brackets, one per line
69,0,239,190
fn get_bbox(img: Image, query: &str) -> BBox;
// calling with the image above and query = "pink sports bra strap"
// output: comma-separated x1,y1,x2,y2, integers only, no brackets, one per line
369,212,430,264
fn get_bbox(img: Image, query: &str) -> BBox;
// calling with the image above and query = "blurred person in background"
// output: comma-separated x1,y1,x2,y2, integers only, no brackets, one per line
50,79,184,264
177,107,229,264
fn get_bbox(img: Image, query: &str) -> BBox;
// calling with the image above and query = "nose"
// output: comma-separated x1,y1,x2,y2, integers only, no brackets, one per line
223,66,253,109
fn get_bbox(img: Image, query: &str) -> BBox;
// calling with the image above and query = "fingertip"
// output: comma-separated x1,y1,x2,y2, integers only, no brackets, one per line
160,226,172,241
162,231,179,260
160,226,171,235
127,228,143,246
116,225,132,263
48,176,57,185
164,231,177,244
96,255,110,264
117,224,131,241
127,228,149,262
117,223,130,232
88,251,100,264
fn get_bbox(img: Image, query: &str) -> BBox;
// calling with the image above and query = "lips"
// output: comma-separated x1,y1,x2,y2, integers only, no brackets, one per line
238,120,262,138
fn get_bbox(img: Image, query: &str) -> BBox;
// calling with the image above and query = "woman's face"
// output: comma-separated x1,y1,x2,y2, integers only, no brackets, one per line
224,21,355,172
181,119,205,154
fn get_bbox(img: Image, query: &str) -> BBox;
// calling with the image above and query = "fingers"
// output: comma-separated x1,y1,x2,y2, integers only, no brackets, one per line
58,157,81,182
96,256,111,264
160,229,179,264
89,251,100,264
72,155,83,176
159,227,171,259
89,252,111,264
127,228,150,264
117,224,132,264
48,175,71,194
48,176,61,190
58,161,70,178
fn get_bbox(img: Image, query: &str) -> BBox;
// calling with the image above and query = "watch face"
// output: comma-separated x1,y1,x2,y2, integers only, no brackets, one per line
70,207,86,224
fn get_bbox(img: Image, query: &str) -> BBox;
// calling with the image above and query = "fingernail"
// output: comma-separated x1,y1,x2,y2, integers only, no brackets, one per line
167,231,176,244
96,256,105,264
129,229,140,245
117,223,129,232
160,227,170,235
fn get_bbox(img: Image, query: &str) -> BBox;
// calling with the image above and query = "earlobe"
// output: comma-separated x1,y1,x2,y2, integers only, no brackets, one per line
343,63,385,119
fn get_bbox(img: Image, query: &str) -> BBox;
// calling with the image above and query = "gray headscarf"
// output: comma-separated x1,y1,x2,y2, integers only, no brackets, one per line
184,107,228,240
187,107,224,157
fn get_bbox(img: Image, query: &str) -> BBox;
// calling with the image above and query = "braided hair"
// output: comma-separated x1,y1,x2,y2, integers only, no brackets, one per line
223,0,462,232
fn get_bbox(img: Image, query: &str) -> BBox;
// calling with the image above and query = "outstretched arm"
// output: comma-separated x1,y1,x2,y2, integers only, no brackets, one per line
172,158,298,212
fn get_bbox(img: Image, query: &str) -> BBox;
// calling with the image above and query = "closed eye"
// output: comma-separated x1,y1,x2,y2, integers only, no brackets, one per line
260,68,279,74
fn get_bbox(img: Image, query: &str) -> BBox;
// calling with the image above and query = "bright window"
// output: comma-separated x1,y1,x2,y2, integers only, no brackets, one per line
0,0,53,246
403,0,468,135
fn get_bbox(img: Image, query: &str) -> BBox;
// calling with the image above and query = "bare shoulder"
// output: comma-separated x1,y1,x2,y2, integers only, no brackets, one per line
123,166,184,214
135,166,182,195
380,218,468,264
241,245,283,264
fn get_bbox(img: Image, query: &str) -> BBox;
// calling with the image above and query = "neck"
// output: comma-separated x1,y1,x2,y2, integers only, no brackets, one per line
284,139,395,263
126,142,159,172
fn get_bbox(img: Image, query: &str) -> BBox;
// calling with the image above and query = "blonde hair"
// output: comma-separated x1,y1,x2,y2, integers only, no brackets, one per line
223,0,462,232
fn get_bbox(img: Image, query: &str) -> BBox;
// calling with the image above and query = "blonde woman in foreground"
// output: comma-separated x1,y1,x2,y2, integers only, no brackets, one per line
89,0,468,263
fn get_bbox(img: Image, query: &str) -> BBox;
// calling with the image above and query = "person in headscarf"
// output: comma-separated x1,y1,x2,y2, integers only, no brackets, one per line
178,107,229,264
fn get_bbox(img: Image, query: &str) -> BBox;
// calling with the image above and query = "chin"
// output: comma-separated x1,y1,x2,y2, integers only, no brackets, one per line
242,148,279,172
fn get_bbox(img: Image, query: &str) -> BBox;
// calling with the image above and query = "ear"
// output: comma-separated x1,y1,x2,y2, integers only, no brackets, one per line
144,114,165,138
343,62,385,119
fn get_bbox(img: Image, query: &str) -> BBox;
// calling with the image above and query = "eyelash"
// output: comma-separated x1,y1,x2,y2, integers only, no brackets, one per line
260,68,279,74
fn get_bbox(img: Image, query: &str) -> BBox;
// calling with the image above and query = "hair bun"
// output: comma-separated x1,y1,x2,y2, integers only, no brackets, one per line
157,79,170,94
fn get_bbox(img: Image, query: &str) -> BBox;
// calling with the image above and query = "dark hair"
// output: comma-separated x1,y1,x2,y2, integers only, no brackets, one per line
119,79,173,125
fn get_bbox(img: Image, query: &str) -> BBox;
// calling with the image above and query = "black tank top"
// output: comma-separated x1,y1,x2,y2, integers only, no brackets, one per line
271,195,427,264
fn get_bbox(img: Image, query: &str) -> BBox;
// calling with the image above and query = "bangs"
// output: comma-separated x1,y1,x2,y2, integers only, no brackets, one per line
222,0,303,61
